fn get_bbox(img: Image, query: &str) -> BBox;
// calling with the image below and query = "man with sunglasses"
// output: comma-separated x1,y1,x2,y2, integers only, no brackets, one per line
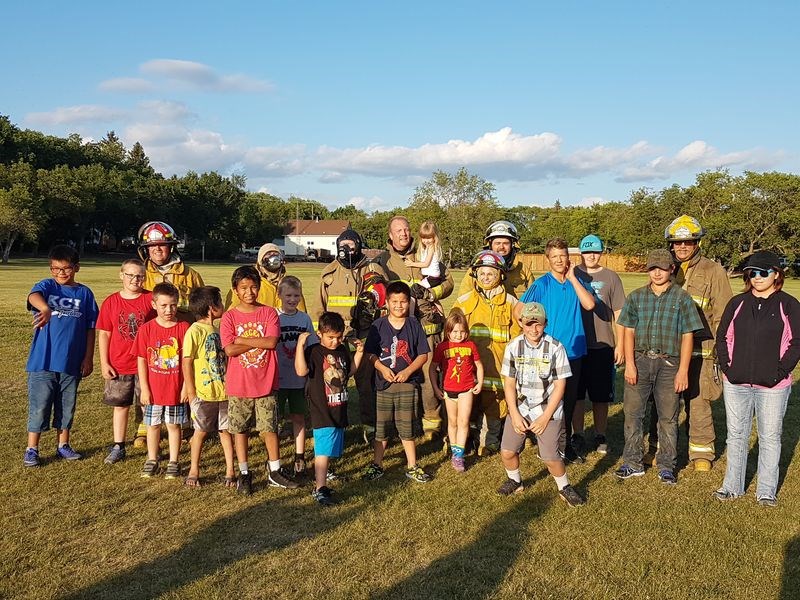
646,215,732,472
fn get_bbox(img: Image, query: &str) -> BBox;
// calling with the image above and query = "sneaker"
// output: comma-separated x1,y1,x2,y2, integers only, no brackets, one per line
570,433,586,456
497,477,524,496
614,464,645,479
311,486,339,507
237,471,253,495
294,454,306,476
594,435,608,455
451,456,466,473
559,484,586,507
757,495,777,507
56,444,82,461
562,444,585,465
23,447,40,467
104,445,126,465
140,459,159,478
405,465,432,483
713,489,739,502
658,469,677,485
268,466,300,489
164,461,181,480
362,463,385,481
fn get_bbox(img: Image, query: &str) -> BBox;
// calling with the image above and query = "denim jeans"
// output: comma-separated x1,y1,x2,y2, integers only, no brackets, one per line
623,354,680,471
27,371,80,432
721,380,790,499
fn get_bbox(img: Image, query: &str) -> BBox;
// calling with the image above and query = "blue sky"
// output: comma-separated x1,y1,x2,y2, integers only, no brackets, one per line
2,1,798,212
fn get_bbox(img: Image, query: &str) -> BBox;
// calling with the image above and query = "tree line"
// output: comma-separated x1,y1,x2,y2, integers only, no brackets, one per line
1,115,798,267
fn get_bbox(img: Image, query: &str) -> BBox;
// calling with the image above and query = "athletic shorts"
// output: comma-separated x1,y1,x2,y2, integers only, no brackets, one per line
500,416,564,461
227,395,278,434
276,388,307,417
313,427,345,458
102,374,139,407
143,404,188,426
190,398,229,432
577,347,616,403
375,383,417,441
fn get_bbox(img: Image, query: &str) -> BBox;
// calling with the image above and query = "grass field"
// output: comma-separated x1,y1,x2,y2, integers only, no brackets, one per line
1,259,799,600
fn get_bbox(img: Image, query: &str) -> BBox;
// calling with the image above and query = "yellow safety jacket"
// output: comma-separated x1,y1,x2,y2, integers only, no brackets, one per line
453,288,521,394
315,259,388,339
675,253,733,359
225,267,307,312
458,254,533,299
376,239,454,336
143,260,205,316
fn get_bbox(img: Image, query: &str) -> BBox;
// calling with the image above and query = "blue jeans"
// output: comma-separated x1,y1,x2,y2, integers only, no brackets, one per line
720,380,790,499
27,371,80,432
623,354,680,471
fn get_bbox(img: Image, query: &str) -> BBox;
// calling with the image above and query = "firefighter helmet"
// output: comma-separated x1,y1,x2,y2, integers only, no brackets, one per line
484,221,519,244
664,215,705,242
138,221,178,247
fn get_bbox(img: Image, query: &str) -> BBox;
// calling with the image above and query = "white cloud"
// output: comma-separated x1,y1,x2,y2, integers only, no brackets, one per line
347,195,393,212
25,104,128,126
578,196,609,207
318,171,348,183
98,77,155,93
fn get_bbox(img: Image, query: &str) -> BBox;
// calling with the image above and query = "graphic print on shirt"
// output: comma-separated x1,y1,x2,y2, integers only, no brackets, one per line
46,294,84,319
380,335,412,369
202,332,226,387
323,353,348,406
590,280,606,302
444,346,472,384
148,337,181,372
236,321,270,369
118,308,147,340
280,324,306,361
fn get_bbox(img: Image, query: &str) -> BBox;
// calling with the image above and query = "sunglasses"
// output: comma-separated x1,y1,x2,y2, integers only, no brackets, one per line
745,268,775,278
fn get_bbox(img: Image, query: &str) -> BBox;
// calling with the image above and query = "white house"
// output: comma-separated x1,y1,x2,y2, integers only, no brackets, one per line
284,219,350,260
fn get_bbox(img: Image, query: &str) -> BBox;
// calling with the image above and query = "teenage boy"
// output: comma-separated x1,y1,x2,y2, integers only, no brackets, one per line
221,265,299,494
134,282,191,479
24,245,98,467
295,312,364,506
363,281,432,483
615,249,703,485
497,303,586,507
519,238,596,463
97,258,155,464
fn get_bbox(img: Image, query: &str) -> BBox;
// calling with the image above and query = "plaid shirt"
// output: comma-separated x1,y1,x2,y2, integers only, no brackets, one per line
501,334,572,420
617,282,703,358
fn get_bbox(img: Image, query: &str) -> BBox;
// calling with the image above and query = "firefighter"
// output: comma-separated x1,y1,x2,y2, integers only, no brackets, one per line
459,220,533,298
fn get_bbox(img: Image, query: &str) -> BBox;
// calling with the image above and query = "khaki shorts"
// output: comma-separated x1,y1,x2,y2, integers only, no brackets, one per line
500,416,565,461
227,395,278,434
190,398,230,432
102,374,139,407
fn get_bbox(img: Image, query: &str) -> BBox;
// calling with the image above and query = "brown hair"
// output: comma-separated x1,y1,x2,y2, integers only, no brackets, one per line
743,268,784,293
444,308,470,341
545,238,568,256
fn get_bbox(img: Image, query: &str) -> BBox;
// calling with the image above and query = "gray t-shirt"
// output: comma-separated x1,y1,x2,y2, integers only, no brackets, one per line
575,266,626,349
277,310,318,389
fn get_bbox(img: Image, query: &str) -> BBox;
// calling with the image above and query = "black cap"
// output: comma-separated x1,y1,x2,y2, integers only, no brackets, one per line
745,250,781,271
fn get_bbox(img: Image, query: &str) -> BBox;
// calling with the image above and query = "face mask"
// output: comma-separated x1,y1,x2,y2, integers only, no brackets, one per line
337,245,357,268
262,254,283,272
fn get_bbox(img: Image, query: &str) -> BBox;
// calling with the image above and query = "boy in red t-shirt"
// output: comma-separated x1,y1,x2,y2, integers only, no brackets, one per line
221,266,299,495
97,258,155,464
430,309,484,472
133,282,190,479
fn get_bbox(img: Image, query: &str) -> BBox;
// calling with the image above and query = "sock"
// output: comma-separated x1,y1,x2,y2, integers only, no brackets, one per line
554,474,569,490
269,459,281,472
451,445,464,459
58,442,68,448
239,462,249,475
505,469,521,483
27,446,38,452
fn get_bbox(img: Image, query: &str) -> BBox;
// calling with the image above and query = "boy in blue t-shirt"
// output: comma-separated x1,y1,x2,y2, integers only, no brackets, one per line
24,245,99,467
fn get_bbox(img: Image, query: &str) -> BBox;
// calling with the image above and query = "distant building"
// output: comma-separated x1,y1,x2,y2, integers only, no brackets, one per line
284,219,351,261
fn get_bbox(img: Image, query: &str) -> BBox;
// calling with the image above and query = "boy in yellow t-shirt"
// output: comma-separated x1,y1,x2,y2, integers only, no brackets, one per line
181,286,233,487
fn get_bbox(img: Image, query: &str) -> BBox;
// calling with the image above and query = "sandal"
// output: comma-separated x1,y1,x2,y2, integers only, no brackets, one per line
184,476,201,488
223,476,237,488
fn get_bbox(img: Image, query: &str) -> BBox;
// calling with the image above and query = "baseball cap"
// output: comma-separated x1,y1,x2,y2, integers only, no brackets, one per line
744,250,781,272
519,302,546,324
646,249,674,271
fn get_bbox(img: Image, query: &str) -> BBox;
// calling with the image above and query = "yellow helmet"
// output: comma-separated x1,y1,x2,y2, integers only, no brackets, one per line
664,215,705,242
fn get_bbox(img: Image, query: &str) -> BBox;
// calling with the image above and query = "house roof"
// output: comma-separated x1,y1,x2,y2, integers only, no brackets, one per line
285,220,351,236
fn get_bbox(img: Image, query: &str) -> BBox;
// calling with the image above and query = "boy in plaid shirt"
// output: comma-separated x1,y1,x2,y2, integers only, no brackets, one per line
496,302,586,507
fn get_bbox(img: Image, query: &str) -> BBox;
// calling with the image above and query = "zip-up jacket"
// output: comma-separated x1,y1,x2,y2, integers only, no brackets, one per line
143,260,204,315
716,290,800,388
459,253,533,299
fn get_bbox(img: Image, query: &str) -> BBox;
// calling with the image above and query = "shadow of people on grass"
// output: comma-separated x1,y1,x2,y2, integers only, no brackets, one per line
780,534,800,600
62,476,403,600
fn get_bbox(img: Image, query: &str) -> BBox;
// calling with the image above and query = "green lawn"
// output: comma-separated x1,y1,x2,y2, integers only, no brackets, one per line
1,259,798,599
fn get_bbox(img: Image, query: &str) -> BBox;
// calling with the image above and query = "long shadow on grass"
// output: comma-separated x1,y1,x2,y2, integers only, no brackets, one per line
371,494,549,600
780,533,800,600
62,477,402,600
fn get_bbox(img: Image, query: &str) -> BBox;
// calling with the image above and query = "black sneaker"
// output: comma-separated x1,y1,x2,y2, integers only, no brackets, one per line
237,471,253,495
311,486,339,507
362,463,385,481
562,444,585,464
570,433,586,457
268,466,300,489
559,484,586,507
594,435,608,455
497,478,524,496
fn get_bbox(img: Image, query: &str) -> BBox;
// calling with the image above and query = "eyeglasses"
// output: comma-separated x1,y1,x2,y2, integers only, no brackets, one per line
745,268,775,278
50,265,75,274
122,273,145,280
672,241,698,247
